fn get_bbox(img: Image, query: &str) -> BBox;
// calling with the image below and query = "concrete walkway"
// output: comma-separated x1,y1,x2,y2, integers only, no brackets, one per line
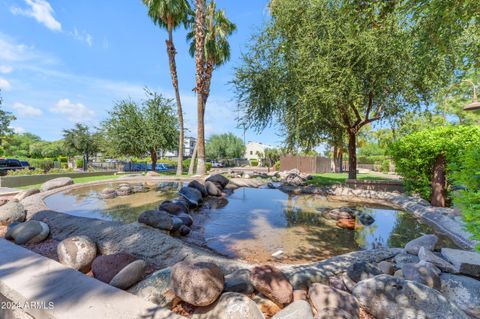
0,239,185,319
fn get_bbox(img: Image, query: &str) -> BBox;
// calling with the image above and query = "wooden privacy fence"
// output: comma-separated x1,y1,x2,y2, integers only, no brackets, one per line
280,156,332,173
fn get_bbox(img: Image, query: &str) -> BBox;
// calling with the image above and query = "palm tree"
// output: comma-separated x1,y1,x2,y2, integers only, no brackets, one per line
143,0,191,176
187,1,236,174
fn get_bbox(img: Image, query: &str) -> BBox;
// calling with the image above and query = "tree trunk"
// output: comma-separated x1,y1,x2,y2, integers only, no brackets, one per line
338,147,344,173
195,0,207,175
188,141,198,175
347,130,357,179
431,153,446,207
166,26,184,176
332,146,338,172
150,149,158,172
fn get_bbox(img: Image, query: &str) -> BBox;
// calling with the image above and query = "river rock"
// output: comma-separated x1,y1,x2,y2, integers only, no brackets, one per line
272,300,313,319
394,269,403,278
188,180,208,197
171,216,184,231
251,265,293,305
206,174,230,189
205,181,222,196
13,189,40,202
171,261,224,306
377,261,394,275
109,260,146,290
309,283,359,319
358,213,375,226
101,188,117,199
252,294,281,317
116,185,132,196
404,234,438,255
329,276,349,291
440,273,480,318
394,252,420,269
174,213,192,227
5,221,21,239
179,186,203,207
224,269,254,294
402,262,440,290
323,208,356,220
92,252,137,283
352,274,469,319
138,210,173,231
178,225,191,236
40,177,73,192
284,173,306,186
441,248,480,278
131,184,147,193
146,171,161,177
293,289,308,301
418,246,456,273
159,200,188,215
57,235,97,273
347,261,382,283
10,220,49,245
0,201,26,225
192,292,264,319
336,218,356,230
129,267,175,307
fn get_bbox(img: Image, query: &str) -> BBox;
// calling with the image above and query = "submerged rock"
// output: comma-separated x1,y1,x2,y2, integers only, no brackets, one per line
159,200,189,215
404,234,438,255
323,208,357,220
57,235,97,273
336,218,356,230
101,188,117,199
251,265,293,305
192,292,264,319
40,177,73,192
0,201,26,225
205,181,222,196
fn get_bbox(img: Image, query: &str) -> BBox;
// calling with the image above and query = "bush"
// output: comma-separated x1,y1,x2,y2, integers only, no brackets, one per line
28,159,55,171
381,160,390,173
388,125,480,201
250,159,259,166
75,159,84,169
206,162,212,172
7,168,44,176
274,160,281,171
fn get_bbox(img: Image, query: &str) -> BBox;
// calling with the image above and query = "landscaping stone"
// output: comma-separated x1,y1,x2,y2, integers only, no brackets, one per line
292,289,308,301
336,218,356,230
404,234,438,255
178,225,191,236
40,177,73,192
441,248,480,278
272,300,313,319
4,221,21,239
347,261,382,283
440,273,480,318
10,220,49,245
394,252,419,269
129,267,176,307
171,261,224,306
418,246,456,273
176,213,193,227
171,216,184,231
138,210,174,231
131,184,147,193
251,265,293,305
309,283,359,319
116,185,132,196
206,174,230,189
377,261,394,275
146,171,161,177
0,201,26,225
224,269,254,294
189,180,208,197
394,270,403,278
192,292,264,319
109,259,146,290
204,195,229,209
252,294,281,317
92,252,137,283
179,186,203,207
101,188,117,199
205,181,222,196
328,275,349,291
352,274,468,319
284,173,306,186
13,189,40,202
402,262,440,290
159,200,188,215
323,208,355,220
57,235,97,273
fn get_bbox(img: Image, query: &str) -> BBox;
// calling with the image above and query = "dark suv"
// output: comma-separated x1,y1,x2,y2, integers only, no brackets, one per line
0,158,27,176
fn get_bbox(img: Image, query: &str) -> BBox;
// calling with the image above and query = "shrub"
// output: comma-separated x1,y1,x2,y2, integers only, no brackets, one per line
381,160,390,173
7,168,44,176
206,162,212,172
28,159,55,171
75,159,84,169
274,160,281,171
250,159,259,166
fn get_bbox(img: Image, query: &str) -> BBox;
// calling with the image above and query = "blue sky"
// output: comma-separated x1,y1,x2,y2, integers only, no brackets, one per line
0,0,284,145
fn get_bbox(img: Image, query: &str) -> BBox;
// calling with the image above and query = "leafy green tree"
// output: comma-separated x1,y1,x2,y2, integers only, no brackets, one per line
205,133,245,160
3,133,41,158
143,0,191,176
63,124,99,171
256,148,282,168
0,92,16,146
102,90,178,171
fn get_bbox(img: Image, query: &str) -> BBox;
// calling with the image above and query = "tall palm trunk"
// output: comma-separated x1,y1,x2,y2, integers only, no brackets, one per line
195,0,207,175
166,25,184,176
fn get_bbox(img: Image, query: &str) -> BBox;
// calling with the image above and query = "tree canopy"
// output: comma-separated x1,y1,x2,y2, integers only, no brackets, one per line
63,124,100,170
205,133,245,160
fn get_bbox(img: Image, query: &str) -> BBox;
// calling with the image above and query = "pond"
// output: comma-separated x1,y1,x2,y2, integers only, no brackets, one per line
45,183,454,264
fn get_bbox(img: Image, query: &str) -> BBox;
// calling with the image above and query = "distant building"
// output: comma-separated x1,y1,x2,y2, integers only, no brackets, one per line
244,141,275,161
160,136,196,159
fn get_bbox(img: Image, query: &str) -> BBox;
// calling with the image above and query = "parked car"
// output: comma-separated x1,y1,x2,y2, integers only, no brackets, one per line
0,158,26,176
211,161,224,168
20,160,36,170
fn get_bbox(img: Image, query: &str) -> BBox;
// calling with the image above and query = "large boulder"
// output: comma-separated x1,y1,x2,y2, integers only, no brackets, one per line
9,220,49,245
418,246,456,273
0,201,26,225
100,188,117,199
394,252,420,269
347,261,382,283
188,180,208,197
441,248,480,278
440,273,480,318
109,260,146,290
251,265,293,305
159,200,188,215
377,261,394,275
116,185,132,196
206,174,230,189
138,210,173,231
13,189,40,202
284,173,306,186
252,294,281,317
171,261,224,306
192,292,264,319
224,269,254,294
57,235,97,273
352,274,469,319
40,177,73,192
179,187,203,207
176,213,193,227
402,262,441,290
92,252,137,283
205,181,222,197
309,283,359,319
404,234,438,255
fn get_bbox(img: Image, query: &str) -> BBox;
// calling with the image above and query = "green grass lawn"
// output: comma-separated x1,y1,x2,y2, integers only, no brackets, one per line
307,172,393,186
18,174,122,190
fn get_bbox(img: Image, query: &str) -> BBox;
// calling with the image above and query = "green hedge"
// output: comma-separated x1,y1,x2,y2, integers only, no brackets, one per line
250,159,259,166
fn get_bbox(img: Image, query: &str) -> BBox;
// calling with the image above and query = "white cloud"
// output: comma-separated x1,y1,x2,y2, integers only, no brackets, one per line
71,28,93,47
12,102,42,117
0,65,13,74
50,98,95,123
10,126,25,134
0,78,11,90
11,0,62,32
0,32,57,65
